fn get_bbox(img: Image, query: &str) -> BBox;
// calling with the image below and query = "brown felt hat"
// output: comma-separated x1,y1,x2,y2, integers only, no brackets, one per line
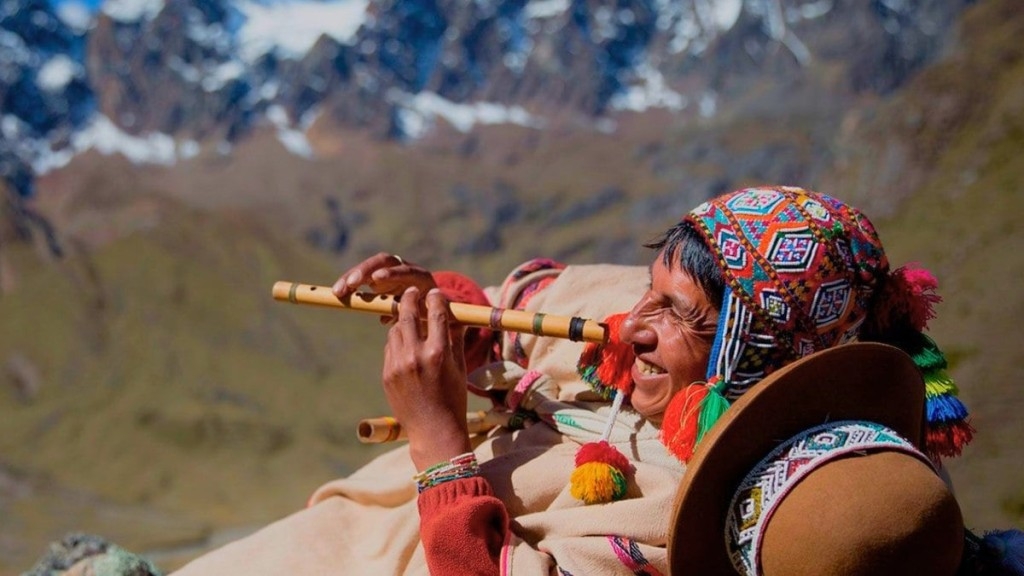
668,342,964,575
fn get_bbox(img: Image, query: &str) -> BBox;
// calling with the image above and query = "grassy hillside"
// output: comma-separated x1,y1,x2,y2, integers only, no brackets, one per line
0,195,395,572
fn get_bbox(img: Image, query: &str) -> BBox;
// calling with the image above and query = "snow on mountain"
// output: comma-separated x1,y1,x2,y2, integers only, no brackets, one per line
54,1,95,33
235,0,369,62
655,0,742,55
266,104,314,157
390,90,544,139
524,0,568,20
610,61,685,113
29,114,188,174
36,55,80,92
101,0,164,22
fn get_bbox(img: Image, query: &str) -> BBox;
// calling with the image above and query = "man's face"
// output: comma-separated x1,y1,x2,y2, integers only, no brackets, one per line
619,250,719,424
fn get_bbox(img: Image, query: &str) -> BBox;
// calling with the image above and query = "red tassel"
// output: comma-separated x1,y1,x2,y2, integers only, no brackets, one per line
900,265,941,331
926,419,976,461
870,264,942,335
660,384,709,463
577,313,635,398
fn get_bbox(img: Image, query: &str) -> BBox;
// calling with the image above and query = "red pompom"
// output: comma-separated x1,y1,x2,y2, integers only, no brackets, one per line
901,266,941,331
575,440,633,472
868,264,942,335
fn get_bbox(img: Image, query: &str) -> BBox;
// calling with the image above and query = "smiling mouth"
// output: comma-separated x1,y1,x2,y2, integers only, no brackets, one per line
635,358,666,376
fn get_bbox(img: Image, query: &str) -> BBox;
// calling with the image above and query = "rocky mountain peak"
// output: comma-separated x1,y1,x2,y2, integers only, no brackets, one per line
0,0,973,198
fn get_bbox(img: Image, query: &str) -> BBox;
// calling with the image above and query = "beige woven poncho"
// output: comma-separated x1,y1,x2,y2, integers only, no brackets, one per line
174,264,686,575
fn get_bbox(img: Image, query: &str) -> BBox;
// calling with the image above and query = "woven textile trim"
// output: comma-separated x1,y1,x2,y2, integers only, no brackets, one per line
724,420,933,576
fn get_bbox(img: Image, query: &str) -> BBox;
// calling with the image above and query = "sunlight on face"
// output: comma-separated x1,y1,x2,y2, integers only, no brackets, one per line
619,251,719,424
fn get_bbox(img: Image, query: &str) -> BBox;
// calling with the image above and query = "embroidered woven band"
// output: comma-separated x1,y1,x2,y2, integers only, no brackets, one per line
724,420,934,576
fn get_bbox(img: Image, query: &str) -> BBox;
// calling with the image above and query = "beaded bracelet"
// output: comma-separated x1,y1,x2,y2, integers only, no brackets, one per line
413,452,480,493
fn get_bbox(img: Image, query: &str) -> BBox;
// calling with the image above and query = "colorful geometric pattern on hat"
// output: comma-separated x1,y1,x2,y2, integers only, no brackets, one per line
725,421,933,576
668,186,972,465
662,187,889,462
687,186,888,391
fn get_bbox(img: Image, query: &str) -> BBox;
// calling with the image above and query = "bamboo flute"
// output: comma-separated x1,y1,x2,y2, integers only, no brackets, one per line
357,410,509,444
271,281,609,343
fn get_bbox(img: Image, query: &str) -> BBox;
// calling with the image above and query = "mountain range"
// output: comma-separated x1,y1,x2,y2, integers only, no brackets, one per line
3,0,971,198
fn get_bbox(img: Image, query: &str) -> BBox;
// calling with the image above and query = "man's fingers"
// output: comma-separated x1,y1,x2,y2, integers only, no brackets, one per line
450,321,466,374
398,286,423,341
425,289,451,349
332,252,398,298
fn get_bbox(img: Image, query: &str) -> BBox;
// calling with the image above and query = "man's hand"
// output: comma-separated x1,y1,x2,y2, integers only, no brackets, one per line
382,287,472,470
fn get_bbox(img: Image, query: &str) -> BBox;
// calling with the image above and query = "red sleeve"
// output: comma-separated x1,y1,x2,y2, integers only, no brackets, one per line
417,476,508,576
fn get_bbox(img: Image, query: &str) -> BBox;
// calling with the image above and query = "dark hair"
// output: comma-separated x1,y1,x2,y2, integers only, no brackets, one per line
644,219,725,308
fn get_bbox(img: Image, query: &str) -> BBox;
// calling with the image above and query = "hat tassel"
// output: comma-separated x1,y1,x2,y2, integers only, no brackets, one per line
867,264,941,335
661,378,730,463
865,265,974,463
569,391,635,504
905,332,975,461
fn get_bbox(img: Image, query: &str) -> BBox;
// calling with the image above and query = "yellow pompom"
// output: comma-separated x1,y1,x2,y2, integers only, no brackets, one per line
569,461,628,504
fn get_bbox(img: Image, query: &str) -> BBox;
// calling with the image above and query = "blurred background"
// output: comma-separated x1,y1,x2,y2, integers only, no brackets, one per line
1,0,1022,572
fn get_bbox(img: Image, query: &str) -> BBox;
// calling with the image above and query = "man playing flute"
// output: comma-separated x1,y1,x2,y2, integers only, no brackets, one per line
169,186,981,575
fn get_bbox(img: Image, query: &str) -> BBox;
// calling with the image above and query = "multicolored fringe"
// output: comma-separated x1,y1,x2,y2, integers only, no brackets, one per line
865,264,973,463
659,378,730,463
901,332,975,462
576,312,634,398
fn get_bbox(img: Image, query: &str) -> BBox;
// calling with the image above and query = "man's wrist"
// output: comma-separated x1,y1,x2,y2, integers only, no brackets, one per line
413,452,480,492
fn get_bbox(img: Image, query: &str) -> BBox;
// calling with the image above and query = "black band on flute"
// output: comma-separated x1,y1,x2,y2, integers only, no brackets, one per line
568,317,585,342
288,282,299,304
532,313,546,335
489,307,505,331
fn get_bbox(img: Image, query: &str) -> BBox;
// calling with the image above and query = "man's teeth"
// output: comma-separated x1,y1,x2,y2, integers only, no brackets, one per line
637,359,665,375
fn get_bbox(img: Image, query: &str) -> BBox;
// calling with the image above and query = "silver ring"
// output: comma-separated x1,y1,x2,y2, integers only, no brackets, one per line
393,254,405,266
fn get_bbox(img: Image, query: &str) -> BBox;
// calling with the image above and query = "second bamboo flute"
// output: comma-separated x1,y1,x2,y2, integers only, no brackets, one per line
272,281,608,343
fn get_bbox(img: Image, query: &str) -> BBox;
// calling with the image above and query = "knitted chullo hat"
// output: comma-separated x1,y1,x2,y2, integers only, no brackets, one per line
577,186,973,482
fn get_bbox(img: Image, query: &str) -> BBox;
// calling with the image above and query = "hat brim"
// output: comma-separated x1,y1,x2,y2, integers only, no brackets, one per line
668,342,926,576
